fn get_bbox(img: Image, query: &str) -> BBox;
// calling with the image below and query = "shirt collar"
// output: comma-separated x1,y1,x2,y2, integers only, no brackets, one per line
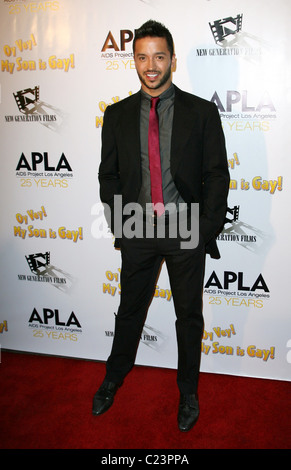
141,83,175,102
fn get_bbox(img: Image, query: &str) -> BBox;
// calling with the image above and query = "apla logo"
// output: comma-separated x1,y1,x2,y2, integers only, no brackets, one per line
16,152,72,172
100,29,135,59
205,271,269,293
29,308,81,328
210,90,276,113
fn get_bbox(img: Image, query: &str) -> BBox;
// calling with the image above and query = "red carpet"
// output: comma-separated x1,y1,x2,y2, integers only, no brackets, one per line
0,350,290,453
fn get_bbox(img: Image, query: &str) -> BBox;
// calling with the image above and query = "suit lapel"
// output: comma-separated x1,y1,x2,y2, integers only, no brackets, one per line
171,86,196,177
120,91,141,172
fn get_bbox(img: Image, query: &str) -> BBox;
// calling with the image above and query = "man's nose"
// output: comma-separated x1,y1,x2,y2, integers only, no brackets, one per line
147,57,156,69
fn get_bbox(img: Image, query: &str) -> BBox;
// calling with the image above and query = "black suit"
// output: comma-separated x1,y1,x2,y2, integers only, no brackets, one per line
99,84,229,394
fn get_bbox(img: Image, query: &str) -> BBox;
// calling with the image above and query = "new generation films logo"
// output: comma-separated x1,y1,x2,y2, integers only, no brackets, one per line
4,85,67,132
18,251,76,293
196,12,272,63
209,14,243,47
218,204,272,255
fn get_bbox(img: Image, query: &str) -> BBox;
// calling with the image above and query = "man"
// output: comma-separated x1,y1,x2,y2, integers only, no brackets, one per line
93,20,229,432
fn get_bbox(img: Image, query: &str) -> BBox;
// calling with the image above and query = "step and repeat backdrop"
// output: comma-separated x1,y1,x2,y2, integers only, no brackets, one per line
1,0,290,382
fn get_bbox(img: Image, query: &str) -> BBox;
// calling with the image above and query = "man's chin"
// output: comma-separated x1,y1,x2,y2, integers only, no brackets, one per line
143,79,160,90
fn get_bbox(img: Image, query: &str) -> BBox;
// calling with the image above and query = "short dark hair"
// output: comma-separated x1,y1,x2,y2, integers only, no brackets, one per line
133,20,174,58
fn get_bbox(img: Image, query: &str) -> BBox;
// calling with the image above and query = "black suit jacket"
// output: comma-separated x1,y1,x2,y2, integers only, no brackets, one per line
99,85,230,258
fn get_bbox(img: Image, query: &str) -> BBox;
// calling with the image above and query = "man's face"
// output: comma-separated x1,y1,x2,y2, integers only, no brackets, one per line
134,36,175,96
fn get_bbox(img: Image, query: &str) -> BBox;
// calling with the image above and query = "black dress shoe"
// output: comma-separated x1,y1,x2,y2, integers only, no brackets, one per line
92,381,121,416
177,393,199,432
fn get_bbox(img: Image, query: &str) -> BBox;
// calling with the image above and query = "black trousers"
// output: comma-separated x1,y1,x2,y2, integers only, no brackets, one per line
105,226,206,395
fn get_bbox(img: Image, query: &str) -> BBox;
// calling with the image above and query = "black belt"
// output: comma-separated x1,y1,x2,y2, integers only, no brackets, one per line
133,211,189,227
144,213,170,226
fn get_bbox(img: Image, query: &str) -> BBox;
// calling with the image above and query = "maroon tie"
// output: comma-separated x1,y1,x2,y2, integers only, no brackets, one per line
148,97,165,217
